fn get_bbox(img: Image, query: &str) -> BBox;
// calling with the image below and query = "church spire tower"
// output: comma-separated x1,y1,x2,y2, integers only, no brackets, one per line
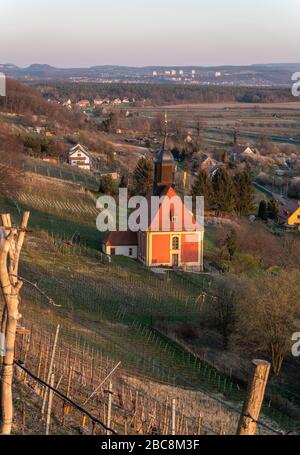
153,112,175,195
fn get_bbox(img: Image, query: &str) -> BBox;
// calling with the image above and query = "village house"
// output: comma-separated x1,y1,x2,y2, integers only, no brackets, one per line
230,145,255,161
184,134,193,144
102,132,204,271
102,231,138,258
275,195,300,229
77,100,90,108
198,154,219,173
94,98,103,106
67,143,92,171
63,99,72,109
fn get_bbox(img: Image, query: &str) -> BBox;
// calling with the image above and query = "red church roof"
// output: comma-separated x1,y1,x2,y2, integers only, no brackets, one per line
104,231,138,246
147,186,203,232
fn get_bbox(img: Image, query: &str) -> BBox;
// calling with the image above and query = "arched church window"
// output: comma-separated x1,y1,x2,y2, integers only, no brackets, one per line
172,236,179,250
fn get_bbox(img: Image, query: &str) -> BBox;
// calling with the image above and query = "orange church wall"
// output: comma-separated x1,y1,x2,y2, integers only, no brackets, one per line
151,234,171,264
138,231,147,262
181,233,199,263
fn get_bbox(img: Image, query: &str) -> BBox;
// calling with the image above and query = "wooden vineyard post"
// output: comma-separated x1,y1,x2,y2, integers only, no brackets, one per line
42,324,60,414
45,373,55,435
197,415,202,435
63,366,73,420
106,381,112,435
237,359,271,435
171,398,176,435
21,401,26,435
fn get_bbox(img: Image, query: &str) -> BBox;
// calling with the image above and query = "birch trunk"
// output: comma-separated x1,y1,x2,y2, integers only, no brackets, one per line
0,212,30,435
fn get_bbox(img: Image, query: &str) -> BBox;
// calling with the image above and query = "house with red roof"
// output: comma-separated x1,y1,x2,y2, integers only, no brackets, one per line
102,231,138,258
102,129,204,271
77,100,90,108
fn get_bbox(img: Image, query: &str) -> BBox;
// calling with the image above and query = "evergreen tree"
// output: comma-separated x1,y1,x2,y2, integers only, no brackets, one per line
191,170,213,210
258,200,268,220
132,157,154,196
267,198,279,221
225,229,238,260
98,175,117,196
233,170,255,216
212,167,235,213
119,171,129,188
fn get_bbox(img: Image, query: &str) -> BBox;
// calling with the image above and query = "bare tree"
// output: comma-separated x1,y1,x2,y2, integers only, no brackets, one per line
0,212,30,435
210,277,237,349
0,143,24,199
234,270,300,375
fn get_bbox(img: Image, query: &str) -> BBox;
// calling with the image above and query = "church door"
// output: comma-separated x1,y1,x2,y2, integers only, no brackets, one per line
172,254,179,267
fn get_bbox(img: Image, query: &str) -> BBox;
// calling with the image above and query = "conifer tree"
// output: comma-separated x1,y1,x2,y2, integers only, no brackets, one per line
119,171,129,188
225,228,238,260
233,170,255,216
212,167,235,213
191,169,213,210
132,157,154,196
98,175,117,196
258,200,268,220
267,198,279,221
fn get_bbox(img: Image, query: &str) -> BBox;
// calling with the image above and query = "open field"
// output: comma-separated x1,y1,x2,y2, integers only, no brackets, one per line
128,101,300,151
137,102,300,111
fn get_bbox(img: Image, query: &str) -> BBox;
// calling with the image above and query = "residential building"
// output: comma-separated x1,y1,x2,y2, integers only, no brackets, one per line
67,143,92,171
275,195,300,228
77,100,90,108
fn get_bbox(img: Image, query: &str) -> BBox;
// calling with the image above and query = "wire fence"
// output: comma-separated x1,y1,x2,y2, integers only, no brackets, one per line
23,161,100,191
12,324,224,435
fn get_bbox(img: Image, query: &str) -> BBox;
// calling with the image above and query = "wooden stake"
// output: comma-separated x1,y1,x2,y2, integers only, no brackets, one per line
197,415,202,435
42,324,60,414
237,359,271,435
45,373,55,435
21,401,26,435
106,381,112,435
171,398,176,435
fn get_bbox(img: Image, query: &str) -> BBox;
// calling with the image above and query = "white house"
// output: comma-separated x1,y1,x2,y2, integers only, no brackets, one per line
67,144,92,171
102,231,138,258
94,98,103,106
230,145,255,161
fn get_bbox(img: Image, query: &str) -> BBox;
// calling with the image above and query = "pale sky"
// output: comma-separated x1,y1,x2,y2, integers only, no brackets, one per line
1,0,299,67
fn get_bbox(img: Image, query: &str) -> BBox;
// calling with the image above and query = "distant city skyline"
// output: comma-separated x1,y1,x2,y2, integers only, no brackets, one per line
1,0,299,67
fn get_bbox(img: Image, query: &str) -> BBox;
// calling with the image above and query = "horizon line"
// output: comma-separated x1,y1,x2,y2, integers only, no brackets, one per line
1,62,300,70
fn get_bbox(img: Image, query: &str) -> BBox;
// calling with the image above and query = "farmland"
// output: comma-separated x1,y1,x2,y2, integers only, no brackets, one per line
129,102,300,149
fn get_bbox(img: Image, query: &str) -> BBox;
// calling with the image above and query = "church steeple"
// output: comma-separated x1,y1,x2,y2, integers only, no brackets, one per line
153,113,175,195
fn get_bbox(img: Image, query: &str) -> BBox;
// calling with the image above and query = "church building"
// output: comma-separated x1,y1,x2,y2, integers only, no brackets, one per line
102,123,204,271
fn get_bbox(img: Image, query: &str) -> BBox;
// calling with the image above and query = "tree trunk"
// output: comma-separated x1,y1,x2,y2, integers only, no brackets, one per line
1,294,20,434
0,212,30,435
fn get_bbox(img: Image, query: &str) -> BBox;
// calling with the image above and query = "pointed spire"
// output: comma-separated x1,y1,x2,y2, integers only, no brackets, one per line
163,111,168,149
